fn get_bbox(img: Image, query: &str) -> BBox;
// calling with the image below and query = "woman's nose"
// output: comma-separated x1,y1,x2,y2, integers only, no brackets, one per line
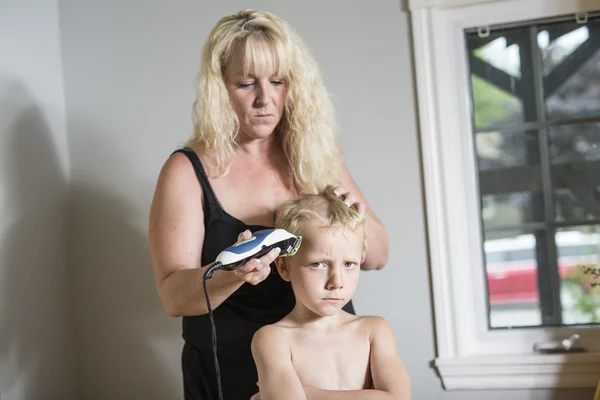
254,82,271,106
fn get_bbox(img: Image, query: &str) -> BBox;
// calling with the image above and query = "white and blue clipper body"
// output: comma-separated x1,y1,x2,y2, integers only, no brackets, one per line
215,228,302,271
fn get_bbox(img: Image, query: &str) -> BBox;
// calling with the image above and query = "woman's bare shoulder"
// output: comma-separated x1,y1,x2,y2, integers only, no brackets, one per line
159,151,197,181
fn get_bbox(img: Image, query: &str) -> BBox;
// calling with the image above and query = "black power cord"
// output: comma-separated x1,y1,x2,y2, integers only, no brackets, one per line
200,234,301,400
202,262,225,400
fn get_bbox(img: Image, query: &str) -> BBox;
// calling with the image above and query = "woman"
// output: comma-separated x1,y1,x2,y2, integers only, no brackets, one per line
149,9,389,400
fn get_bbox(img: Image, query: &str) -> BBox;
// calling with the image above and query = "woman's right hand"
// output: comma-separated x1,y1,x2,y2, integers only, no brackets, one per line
232,230,281,285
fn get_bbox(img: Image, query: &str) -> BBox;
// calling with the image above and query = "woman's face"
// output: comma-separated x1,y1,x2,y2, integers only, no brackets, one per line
223,42,287,141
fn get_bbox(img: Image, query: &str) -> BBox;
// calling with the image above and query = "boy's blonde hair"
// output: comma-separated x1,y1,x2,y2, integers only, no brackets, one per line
275,186,368,262
187,9,341,193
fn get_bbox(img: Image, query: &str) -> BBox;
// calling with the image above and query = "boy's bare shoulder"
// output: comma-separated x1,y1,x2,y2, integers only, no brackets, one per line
251,323,290,350
253,323,286,339
354,314,389,325
353,315,394,337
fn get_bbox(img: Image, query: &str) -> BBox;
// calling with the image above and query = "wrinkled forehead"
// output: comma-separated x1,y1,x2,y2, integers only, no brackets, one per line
225,34,290,78
299,222,365,249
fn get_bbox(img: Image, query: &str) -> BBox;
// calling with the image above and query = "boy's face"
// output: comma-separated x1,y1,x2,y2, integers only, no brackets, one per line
277,221,363,317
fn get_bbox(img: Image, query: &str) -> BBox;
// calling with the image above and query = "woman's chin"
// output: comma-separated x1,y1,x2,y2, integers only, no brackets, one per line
239,124,279,140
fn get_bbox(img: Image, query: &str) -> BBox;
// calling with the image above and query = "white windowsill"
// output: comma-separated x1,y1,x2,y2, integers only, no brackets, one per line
435,352,600,390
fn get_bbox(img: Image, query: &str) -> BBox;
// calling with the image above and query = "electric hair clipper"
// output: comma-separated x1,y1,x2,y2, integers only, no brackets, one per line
214,228,302,271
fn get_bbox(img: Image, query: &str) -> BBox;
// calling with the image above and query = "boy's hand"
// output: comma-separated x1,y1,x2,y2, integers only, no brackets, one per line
232,230,281,285
333,185,366,216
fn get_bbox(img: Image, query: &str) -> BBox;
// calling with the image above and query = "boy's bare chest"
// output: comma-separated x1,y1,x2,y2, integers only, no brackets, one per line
289,333,372,391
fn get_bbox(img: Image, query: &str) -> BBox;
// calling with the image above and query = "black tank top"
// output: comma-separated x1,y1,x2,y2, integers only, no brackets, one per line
174,148,355,400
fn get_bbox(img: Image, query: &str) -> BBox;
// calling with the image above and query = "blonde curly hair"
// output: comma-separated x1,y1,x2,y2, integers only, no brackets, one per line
275,186,367,263
186,9,341,193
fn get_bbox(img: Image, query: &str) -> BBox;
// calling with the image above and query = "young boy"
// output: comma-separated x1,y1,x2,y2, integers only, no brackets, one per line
251,186,411,400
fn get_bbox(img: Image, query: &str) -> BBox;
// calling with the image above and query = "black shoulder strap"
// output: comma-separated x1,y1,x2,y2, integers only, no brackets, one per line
171,147,219,212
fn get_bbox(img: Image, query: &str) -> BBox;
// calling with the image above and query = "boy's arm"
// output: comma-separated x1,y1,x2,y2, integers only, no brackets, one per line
368,317,411,398
303,317,411,400
251,325,307,400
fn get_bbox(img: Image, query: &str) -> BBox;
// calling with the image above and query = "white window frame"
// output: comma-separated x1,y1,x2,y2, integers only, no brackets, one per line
408,0,600,390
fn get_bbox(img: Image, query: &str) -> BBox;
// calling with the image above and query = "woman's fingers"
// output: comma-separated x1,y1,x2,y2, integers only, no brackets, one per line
245,265,271,285
260,247,281,265
233,247,281,285
236,229,252,243
333,185,347,198
235,258,261,273
234,260,270,285
356,202,366,216
333,185,365,215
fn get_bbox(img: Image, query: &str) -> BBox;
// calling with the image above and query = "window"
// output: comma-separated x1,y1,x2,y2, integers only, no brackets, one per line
466,14,600,329
409,0,600,390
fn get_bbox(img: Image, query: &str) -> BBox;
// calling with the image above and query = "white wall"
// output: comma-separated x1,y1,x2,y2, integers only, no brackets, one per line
0,1,73,399
56,1,596,399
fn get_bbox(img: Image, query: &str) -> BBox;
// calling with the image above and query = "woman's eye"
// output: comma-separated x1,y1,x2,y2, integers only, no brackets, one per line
237,82,254,88
271,80,284,86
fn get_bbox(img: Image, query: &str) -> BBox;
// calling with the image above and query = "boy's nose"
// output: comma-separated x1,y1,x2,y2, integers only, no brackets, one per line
326,270,344,290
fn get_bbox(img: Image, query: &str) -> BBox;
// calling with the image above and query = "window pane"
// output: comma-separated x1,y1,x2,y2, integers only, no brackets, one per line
556,226,600,325
466,28,534,129
481,193,544,229
476,130,540,170
554,189,600,222
470,75,523,129
476,130,545,229
475,36,521,78
541,18,600,121
485,230,543,328
539,25,590,75
549,123,600,222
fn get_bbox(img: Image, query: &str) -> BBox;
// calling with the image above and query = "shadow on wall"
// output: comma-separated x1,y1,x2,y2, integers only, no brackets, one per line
68,130,182,399
399,0,409,12
0,78,72,399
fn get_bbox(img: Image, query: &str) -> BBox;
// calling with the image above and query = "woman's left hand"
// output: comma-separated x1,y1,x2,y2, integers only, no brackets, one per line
333,185,366,216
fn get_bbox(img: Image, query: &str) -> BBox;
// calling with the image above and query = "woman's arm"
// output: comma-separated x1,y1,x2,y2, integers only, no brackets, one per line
149,153,278,317
337,161,389,270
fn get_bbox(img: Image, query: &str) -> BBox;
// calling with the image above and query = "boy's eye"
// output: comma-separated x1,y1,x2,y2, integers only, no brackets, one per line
344,262,356,269
309,262,325,269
